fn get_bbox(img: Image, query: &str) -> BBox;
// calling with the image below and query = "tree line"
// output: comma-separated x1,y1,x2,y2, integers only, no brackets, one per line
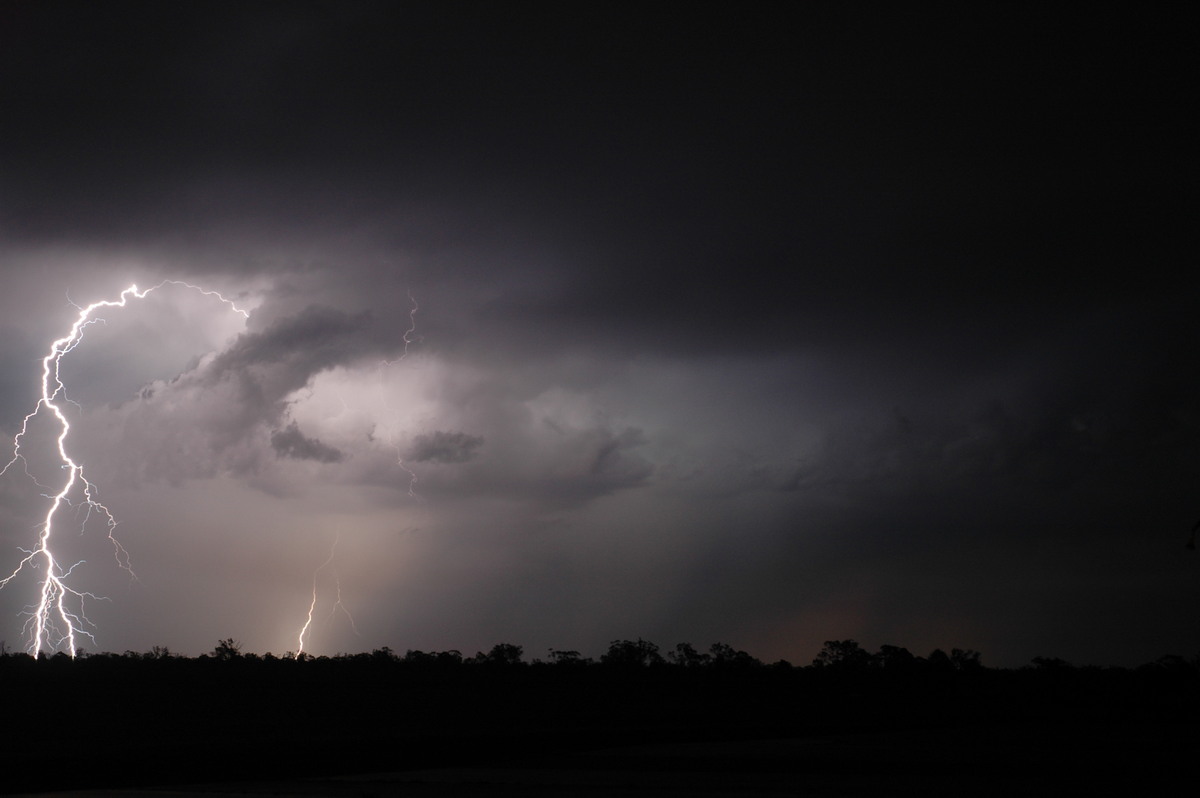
3,635,1197,677
2,636,1197,794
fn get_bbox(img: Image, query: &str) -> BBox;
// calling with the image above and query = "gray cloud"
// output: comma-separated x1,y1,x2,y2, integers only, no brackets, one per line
406,431,483,464
270,422,345,464
203,304,381,399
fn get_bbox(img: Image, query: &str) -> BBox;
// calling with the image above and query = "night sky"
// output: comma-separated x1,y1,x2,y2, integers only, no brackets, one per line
1,2,1196,666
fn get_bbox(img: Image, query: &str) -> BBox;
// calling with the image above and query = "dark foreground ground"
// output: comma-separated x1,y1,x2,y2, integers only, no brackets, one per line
10,724,1198,797
3,652,1197,795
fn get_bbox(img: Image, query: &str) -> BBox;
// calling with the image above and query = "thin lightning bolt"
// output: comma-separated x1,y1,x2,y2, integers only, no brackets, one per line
296,533,358,656
0,281,249,657
381,290,419,367
381,290,421,496
392,442,420,500
295,295,419,654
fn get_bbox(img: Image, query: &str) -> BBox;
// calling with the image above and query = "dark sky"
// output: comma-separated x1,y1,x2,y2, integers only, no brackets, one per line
0,1,1196,666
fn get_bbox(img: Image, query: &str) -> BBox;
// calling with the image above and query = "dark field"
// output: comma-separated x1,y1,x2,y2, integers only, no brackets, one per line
2,647,1197,795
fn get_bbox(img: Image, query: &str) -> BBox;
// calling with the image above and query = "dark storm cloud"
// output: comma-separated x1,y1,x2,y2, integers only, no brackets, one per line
270,422,344,464
3,4,1189,365
197,304,385,425
1,3,1197,666
407,431,483,464
528,424,653,505
212,305,379,374
360,418,651,509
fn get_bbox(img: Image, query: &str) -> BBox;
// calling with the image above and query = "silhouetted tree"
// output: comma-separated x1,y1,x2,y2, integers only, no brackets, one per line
547,648,588,666
436,649,463,667
813,639,872,671
926,648,955,673
472,643,524,666
708,642,759,669
601,638,664,668
668,642,710,668
403,649,433,664
212,638,242,661
877,644,917,672
951,648,983,671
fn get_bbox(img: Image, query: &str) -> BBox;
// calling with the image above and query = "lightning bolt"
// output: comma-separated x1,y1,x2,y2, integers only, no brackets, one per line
296,533,358,656
381,289,419,367
381,290,421,497
295,294,420,654
0,281,249,657
392,442,421,500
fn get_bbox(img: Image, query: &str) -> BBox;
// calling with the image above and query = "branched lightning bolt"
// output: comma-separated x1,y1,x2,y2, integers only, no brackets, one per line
0,281,249,657
296,533,358,656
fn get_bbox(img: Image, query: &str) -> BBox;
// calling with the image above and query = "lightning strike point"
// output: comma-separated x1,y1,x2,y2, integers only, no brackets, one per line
296,533,358,655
